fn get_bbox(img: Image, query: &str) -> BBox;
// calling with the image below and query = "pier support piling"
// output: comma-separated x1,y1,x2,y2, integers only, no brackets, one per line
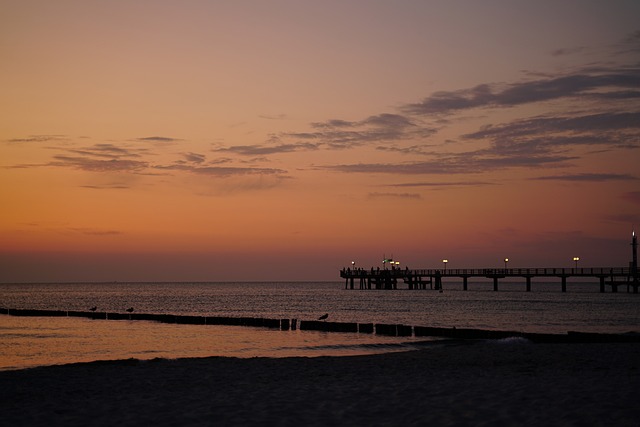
434,272,442,291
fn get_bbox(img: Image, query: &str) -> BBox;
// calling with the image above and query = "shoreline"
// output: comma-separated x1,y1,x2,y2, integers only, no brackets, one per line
1,340,638,426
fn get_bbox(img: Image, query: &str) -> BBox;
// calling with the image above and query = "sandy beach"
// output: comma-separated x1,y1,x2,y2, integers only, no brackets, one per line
1,339,638,426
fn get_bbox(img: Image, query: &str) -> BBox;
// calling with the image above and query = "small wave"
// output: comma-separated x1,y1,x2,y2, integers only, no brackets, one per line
274,339,448,354
489,336,532,345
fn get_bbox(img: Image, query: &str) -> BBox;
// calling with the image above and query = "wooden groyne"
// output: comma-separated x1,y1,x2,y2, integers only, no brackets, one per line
2,307,638,343
1,308,292,330
340,266,640,293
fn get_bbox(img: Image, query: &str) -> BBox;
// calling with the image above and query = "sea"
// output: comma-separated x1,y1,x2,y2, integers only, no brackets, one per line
1,280,638,370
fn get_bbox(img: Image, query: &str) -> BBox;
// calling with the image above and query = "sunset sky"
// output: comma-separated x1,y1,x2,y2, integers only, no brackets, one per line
1,1,639,282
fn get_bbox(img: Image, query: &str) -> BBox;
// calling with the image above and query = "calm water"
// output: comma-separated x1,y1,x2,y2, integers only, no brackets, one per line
1,281,638,370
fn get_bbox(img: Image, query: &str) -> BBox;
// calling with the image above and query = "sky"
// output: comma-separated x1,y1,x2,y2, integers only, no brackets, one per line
1,0,639,282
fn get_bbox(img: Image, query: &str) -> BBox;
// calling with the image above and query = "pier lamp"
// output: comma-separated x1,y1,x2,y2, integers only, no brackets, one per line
504,258,509,270
573,257,579,269
442,259,448,272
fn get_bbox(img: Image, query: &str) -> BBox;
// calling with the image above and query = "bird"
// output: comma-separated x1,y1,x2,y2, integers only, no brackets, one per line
126,307,134,313
89,306,97,312
318,313,329,321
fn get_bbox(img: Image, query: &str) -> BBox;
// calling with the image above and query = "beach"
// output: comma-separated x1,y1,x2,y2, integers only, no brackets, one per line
1,340,638,426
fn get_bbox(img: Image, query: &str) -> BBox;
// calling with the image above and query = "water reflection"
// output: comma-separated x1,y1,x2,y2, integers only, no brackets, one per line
0,315,426,371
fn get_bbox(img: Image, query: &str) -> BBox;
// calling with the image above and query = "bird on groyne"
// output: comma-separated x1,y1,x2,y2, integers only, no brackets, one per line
126,307,134,313
89,306,97,312
318,313,329,321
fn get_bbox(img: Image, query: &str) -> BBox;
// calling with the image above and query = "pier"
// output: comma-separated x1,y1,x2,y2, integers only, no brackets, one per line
341,231,640,293
340,266,639,293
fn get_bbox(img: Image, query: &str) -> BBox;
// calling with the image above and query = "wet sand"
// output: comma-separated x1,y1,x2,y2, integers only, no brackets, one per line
1,340,638,426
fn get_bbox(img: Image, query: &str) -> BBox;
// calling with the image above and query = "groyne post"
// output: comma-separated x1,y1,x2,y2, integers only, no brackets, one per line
526,276,532,292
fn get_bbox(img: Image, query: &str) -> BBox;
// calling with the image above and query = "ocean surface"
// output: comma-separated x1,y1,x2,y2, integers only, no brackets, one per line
1,280,638,370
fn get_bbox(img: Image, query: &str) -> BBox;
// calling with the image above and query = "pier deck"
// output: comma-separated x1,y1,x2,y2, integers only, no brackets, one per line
340,267,639,293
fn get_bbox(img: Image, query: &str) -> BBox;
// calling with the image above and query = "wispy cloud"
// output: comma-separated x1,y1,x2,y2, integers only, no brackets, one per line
182,152,206,163
5,134,289,191
324,151,575,175
551,46,587,57
218,113,436,156
50,155,149,173
136,136,181,143
367,192,421,200
68,227,123,236
214,142,321,156
402,68,640,115
464,112,640,142
532,173,638,182
375,144,437,155
615,29,640,55
80,184,131,190
386,181,494,188
287,113,434,149
153,163,287,178
6,135,67,143
66,143,149,159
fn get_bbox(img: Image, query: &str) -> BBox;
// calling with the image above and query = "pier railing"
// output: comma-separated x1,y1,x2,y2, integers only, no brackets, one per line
340,267,634,278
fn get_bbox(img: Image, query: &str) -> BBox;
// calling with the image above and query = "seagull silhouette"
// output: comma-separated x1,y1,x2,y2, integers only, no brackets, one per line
318,313,328,321
89,306,97,312
126,307,134,313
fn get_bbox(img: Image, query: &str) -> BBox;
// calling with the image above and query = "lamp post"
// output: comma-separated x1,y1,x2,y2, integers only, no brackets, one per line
442,259,448,272
351,261,355,271
504,258,509,271
573,257,579,270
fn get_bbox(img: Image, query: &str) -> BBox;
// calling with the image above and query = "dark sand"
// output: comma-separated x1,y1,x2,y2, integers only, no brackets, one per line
1,340,638,426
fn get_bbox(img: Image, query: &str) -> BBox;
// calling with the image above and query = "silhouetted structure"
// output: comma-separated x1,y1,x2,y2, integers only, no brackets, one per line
341,233,640,293
632,230,638,290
